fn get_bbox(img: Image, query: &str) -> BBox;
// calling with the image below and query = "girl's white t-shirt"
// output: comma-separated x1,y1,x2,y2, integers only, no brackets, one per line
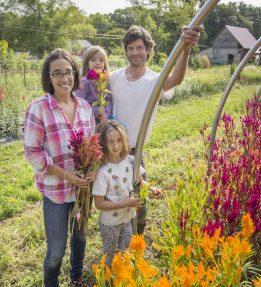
110,67,174,148
92,156,145,225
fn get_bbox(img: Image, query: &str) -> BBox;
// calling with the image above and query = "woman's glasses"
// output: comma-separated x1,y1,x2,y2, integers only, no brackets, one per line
50,70,74,79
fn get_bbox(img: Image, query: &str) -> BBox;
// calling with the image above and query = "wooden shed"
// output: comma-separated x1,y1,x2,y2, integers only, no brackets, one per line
200,25,258,65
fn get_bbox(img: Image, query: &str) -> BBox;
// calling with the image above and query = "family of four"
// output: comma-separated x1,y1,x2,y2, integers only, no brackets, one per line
24,25,201,287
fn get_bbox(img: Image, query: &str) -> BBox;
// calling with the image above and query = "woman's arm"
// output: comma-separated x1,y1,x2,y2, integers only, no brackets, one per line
24,103,53,173
47,164,95,188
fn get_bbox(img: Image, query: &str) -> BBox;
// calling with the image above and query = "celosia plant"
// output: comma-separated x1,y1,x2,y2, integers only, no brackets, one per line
68,130,103,234
93,214,260,286
201,95,260,239
87,68,110,109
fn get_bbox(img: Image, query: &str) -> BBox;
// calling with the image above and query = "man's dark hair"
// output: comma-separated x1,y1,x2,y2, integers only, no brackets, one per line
123,25,155,60
41,48,81,95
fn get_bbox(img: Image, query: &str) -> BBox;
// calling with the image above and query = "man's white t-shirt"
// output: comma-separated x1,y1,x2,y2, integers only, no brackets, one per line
92,156,145,226
110,67,174,148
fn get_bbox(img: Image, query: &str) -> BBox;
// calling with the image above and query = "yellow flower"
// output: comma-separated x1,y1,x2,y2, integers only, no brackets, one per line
129,235,146,255
155,276,171,287
241,213,255,239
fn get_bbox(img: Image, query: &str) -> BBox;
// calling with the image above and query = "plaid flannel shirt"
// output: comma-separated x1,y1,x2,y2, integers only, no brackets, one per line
24,93,95,204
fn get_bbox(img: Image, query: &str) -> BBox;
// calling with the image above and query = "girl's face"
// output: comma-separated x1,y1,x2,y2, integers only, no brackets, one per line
49,58,74,97
88,51,106,71
107,129,123,162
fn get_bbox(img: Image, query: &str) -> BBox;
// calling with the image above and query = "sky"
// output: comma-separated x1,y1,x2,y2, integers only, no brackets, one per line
73,0,261,15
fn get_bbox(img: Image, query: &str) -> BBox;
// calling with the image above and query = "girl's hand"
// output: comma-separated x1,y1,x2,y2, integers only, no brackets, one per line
85,171,96,183
149,186,162,199
65,171,89,188
98,107,107,123
123,197,142,208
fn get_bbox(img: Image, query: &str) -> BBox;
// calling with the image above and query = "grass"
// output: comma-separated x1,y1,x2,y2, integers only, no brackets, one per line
0,65,259,285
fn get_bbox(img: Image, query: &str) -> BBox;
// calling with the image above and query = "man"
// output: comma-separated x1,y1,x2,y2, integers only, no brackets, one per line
110,25,202,234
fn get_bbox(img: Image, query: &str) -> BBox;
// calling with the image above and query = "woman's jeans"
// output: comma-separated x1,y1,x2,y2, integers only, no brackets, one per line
43,196,86,287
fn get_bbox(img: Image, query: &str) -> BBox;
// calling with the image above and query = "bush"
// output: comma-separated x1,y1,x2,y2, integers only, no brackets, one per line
189,54,210,70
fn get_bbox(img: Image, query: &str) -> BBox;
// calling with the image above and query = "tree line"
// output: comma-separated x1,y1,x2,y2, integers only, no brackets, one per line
0,0,260,61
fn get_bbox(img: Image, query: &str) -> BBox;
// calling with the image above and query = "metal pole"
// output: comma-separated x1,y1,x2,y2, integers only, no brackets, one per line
133,0,220,185
207,37,261,166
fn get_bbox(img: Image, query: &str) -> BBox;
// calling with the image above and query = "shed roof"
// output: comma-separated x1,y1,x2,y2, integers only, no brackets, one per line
226,25,257,49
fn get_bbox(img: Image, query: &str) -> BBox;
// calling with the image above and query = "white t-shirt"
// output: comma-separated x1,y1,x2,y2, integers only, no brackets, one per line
110,67,174,148
92,155,145,225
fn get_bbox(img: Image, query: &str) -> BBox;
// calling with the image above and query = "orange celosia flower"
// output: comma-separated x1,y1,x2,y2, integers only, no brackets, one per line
241,213,255,239
155,276,171,287
92,263,99,274
185,245,192,258
172,244,185,261
201,228,220,258
129,235,146,255
101,255,106,266
253,277,261,287
105,265,111,281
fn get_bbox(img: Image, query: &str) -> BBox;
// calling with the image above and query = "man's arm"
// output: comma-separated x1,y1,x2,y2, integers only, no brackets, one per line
163,25,202,91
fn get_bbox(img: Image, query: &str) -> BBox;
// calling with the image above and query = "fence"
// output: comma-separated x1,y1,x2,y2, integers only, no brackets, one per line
0,57,127,86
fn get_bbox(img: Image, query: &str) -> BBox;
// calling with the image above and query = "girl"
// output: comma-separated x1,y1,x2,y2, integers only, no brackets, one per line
92,121,161,266
75,46,113,124
24,48,95,287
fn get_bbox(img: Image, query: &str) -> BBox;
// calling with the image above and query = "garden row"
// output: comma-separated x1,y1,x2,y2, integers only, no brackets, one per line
0,65,260,139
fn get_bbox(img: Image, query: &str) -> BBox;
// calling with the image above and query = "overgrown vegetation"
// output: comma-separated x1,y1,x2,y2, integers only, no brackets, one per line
0,76,259,285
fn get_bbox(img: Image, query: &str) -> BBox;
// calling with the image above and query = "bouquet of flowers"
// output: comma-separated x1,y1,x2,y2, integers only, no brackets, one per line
68,130,103,234
86,68,110,109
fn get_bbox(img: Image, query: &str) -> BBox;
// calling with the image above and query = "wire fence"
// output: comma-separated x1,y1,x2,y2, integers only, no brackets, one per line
0,58,126,86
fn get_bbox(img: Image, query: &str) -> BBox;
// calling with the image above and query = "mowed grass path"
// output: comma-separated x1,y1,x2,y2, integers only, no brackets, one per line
0,84,259,286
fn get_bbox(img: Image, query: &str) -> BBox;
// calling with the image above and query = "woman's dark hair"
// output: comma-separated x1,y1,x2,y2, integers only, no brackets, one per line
123,25,155,60
41,48,81,95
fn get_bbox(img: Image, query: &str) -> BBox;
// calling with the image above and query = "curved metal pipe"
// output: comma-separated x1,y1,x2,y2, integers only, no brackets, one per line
207,37,261,166
133,0,220,184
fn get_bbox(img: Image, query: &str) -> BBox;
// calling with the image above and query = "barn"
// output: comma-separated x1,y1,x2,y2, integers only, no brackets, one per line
200,25,259,65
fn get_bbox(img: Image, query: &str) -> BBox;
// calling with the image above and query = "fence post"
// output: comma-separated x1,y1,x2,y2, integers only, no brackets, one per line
23,62,26,86
4,66,7,85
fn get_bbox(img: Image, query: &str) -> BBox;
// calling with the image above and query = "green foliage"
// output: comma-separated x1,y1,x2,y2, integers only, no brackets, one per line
189,54,210,70
0,141,40,220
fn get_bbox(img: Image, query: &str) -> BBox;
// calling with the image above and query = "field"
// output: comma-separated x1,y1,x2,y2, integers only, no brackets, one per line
0,65,260,286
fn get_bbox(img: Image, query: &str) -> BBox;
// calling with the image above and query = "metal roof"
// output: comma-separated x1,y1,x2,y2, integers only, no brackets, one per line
226,25,257,49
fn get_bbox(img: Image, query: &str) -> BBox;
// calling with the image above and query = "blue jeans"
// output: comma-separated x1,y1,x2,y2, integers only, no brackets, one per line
43,196,86,287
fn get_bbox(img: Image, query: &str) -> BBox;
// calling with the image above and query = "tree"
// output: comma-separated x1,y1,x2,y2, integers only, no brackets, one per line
1,0,95,57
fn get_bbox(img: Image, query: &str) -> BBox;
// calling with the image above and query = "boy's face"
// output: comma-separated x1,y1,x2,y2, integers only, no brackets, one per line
126,39,150,68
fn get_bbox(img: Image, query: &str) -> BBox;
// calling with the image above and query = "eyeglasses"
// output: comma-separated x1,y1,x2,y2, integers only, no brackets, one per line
50,70,74,79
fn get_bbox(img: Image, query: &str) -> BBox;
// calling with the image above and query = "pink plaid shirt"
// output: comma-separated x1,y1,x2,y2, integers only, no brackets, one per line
24,93,95,204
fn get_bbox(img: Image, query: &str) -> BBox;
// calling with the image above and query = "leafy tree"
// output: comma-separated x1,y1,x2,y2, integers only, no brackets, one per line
1,0,95,57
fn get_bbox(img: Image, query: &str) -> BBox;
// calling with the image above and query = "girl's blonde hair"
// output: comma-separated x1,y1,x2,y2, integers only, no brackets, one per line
96,120,130,164
82,45,109,76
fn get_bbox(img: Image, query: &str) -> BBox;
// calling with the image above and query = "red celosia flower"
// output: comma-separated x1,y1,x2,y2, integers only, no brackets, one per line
86,68,110,109
87,69,99,80
68,130,103,233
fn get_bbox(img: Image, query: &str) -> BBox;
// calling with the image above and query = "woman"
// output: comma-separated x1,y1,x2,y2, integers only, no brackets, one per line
24,48,95,287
